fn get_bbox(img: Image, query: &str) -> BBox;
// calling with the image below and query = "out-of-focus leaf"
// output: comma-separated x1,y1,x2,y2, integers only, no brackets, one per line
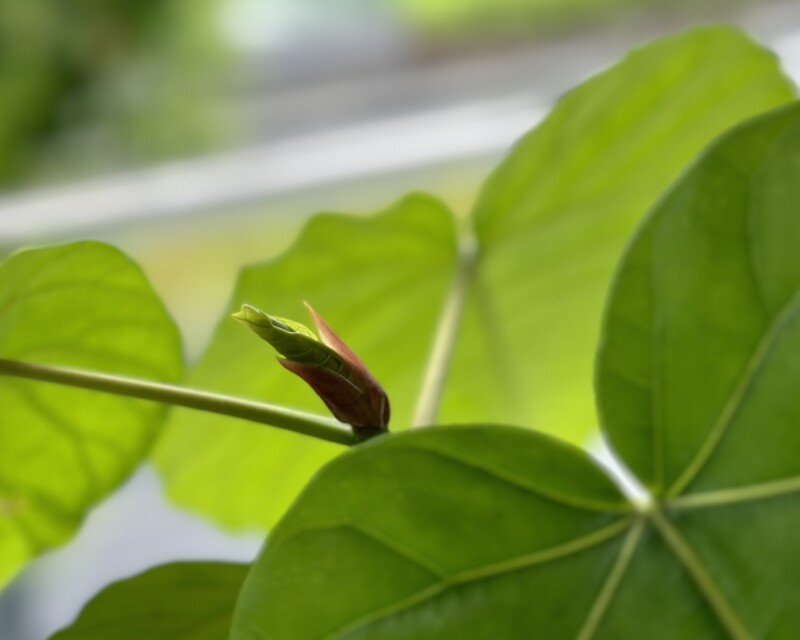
154,27,796,533
0,1,226,184
0,242,183,588
398,0,638,33
442,26,796,437
154,195,458,528
233,103,800,640
50,562,247,640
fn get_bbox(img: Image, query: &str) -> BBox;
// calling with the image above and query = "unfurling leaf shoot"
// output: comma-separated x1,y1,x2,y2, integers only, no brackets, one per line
233,303,390,438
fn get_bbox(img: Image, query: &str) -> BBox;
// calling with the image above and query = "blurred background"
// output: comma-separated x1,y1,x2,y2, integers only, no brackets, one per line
1,0,799,638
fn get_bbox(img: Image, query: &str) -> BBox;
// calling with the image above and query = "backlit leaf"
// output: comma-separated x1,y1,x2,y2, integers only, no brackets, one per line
154,27,796,533
154,195,457,528
50,562,247,640
0,242,183,587
232,99,800,640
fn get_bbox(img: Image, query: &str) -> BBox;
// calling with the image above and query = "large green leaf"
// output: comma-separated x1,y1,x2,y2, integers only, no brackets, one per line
154,26,795,533
50,562,248,640
443,25,796,435
232,425,730,640
154,195,458,528
232,426,632,639
0,241,183,588
232,103,800,638
594,101,800,637
597,102,800,497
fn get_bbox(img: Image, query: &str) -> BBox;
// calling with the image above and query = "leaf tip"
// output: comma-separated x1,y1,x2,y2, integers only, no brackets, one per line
231,304,264,326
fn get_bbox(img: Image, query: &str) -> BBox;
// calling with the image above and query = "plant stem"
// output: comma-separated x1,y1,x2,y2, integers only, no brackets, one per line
412,236,479,427
0,358,357,446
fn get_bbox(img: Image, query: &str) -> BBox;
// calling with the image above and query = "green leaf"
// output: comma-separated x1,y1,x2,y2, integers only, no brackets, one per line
0,241,183,588
154,195,458,529
443,25,796,436
232,426,632,640
232,425,731,640
49,562,248,640
597,102,800,497
154,26,796,533
232,102,800,638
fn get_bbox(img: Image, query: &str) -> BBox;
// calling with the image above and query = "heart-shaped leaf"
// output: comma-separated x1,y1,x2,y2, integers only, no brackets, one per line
49,562,247,640
233,426,632,639
442,25,796,435
597,102,800,499
154,195,458,528
0,242,183,588
231,102,800,638
154,26,796,533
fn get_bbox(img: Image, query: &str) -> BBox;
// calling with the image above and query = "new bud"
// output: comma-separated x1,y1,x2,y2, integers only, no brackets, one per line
232,303,390,438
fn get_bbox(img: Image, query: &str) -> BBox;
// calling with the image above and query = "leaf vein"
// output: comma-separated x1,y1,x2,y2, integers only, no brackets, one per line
576,517,645,640
668,287,800,496
399,444,628,514
650,509,751,640
668,474,800,510
326,518,632,639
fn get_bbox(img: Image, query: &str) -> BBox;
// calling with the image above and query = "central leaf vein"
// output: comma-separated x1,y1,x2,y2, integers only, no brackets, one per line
667,287,800,497
324,518,632,640
668,474,800,510
576,517,645,640
650,509,751,640
400,444,629,514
